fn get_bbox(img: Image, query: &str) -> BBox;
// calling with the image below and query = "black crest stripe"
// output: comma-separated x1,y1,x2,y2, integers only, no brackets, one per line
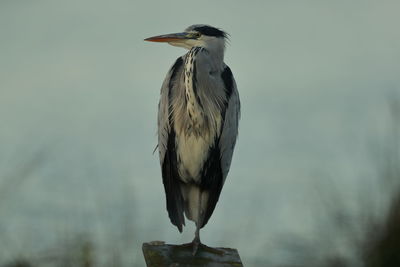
193,26,227,38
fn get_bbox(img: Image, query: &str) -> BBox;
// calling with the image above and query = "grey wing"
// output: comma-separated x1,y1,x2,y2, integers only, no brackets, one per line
198,64,240,228
219,66,240,182
158,57,182,165
158,57,186,232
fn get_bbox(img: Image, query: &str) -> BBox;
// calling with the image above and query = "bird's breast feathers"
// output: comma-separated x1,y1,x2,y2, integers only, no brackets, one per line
167,48,228,184
174,112,222,183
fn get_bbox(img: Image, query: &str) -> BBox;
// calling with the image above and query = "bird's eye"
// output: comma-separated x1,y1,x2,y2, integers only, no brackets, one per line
192,32,201,38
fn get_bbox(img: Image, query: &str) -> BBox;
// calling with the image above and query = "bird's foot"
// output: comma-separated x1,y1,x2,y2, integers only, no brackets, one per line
191,237,224,256
192,236,200,255
178,240,225,256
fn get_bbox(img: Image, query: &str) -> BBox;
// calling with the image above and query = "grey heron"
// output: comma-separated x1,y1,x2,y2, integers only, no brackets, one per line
145,25,240,255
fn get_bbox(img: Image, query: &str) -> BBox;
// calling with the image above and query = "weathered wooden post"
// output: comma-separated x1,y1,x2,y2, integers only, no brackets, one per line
142,241,243,266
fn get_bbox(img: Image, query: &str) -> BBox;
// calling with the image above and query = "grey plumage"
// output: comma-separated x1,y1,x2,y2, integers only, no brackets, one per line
146,24,240,251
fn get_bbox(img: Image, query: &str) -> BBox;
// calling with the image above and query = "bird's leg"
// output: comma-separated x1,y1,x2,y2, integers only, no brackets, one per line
192,191,225,256
191,192,224,256
191,191,203,255
193,229,225,256
180,191,225,256
192,223,201,255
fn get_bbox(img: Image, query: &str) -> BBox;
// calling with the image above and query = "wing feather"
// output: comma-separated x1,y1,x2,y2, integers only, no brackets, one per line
219,66,240,182
199,64,240,228
158,57,185,232
158,57,183,164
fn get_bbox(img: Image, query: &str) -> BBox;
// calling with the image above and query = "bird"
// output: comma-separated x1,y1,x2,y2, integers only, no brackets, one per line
145,24,240,255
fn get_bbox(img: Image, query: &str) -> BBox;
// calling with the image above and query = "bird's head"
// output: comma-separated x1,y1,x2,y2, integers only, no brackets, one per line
145,24,228,51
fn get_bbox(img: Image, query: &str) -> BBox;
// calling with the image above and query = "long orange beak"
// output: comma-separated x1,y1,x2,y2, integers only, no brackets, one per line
144,32,188,43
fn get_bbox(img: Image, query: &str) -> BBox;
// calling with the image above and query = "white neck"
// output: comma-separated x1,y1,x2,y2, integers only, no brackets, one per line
169,36,226,63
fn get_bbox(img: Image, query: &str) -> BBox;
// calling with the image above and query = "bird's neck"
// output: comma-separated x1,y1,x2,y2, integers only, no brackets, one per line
183,47,204,134
186,36,225,66
202,39,225,66
176,45,225,137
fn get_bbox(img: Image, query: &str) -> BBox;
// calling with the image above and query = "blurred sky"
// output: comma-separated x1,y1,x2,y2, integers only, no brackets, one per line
1,0,400,265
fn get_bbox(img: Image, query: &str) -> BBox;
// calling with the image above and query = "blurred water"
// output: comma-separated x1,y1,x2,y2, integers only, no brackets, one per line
1,0,400,266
